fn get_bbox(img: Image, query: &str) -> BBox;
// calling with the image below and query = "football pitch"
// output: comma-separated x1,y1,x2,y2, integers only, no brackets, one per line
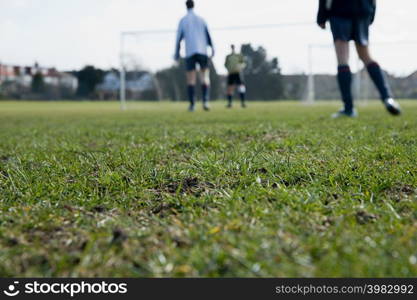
0,101,416,277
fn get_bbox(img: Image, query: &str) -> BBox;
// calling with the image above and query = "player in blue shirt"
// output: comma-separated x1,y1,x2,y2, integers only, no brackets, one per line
317,0,401,117
174,0,215,112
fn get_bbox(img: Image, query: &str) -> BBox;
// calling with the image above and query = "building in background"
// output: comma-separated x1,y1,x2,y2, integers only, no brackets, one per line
97,71,159,100
0,62,78,99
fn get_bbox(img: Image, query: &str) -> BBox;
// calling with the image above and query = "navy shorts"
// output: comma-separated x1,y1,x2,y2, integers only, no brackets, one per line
227,73,244,86
185,54,209,71
330,17,371,46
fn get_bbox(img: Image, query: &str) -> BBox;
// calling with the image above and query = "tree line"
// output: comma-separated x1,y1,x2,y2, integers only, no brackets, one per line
0,44,288,101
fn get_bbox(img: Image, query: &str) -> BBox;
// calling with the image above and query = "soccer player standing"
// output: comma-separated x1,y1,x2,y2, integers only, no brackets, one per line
317,0,402,117
174,0,215,112
225,45,247,108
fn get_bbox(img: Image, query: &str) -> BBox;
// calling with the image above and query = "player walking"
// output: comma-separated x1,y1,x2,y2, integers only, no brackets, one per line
225,45,247,108
174,0,215,112
317,0,401,117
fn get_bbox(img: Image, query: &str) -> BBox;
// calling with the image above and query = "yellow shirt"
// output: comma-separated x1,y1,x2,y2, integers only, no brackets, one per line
225,53,245,74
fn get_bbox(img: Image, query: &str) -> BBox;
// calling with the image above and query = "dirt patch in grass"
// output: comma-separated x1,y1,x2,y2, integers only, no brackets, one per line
356,211,378,225
151,203,179,216
262,131,289,142
158,177,215,196
111,229,128,245
0,155,11,162
384,184,416,202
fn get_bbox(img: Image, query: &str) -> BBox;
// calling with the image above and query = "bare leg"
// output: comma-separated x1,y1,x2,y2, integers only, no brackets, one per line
355,43,374,65
186,71,197,111
334,40,350,65
199,68,210,110
227,84,235,107
186,71,197,86
199,68,210,86
226,85,235,108
227,85,236,96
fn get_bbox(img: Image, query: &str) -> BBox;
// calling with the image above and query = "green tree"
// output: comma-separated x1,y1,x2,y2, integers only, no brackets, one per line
76,66,105,98
156,62,186,101
31,72,45,94
241,44,284,100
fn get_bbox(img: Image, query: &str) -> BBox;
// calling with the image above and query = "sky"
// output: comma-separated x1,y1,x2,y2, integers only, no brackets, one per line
1,0,416,75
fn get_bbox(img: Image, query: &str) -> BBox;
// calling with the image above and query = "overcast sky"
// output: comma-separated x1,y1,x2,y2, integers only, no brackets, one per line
1,0,416,75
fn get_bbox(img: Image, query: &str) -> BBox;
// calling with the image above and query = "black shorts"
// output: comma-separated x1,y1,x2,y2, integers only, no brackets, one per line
185,54,209,71
330,17,371,46
227,73,244,86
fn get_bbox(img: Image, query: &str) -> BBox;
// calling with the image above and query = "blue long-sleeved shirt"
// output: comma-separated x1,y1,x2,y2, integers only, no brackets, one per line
174,9,214,59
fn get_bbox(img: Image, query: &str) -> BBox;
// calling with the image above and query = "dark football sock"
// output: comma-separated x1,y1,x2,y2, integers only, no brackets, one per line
337,65,353,113
227,94,232,105
367,62,392,101
239,92,246,104
202,84,210,103
187,85,195,105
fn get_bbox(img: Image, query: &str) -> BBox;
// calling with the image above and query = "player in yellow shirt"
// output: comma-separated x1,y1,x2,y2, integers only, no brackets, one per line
225,45,247,108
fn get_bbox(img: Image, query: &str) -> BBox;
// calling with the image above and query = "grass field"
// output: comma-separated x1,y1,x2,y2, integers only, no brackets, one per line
0,100,416,277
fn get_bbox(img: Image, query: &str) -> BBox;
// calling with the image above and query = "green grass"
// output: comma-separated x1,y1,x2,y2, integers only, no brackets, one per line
0,100,416,277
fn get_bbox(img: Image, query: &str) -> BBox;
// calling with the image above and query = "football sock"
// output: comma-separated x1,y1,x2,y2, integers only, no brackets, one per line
337,65,353,113
227,94,232,105
239,92,246,105
202,84,210,103
187,85,195,106
367,62,392,101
